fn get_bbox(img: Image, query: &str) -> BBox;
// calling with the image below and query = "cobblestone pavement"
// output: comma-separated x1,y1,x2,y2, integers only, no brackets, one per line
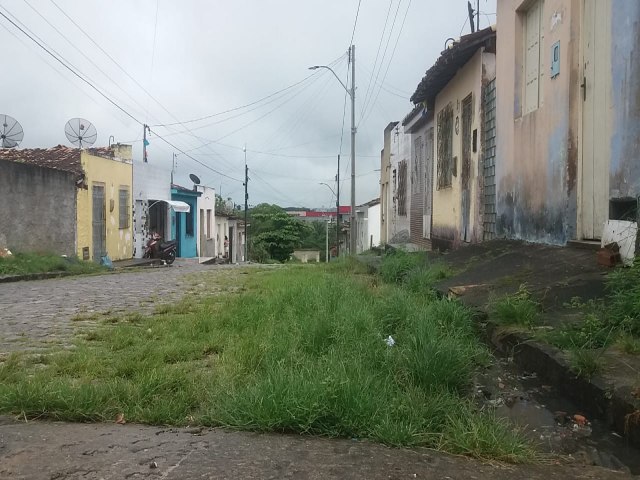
0,260,245,354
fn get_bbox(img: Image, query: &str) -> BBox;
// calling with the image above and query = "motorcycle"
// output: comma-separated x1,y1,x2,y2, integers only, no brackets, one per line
143,232,177,265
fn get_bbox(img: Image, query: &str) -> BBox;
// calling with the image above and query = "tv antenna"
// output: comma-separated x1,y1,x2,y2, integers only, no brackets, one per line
1,114,24,148
64,117,97,148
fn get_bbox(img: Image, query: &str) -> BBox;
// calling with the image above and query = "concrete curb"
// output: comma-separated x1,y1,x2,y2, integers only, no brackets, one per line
480,317,640,449
0,271,75,284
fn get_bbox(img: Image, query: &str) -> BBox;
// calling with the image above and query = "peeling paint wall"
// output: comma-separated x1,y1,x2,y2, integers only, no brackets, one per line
495,0,579,244
0,160,76,256
76,150,133,261
432,48,494,250
610,0,640,201
496,0,640,243
132,161,171,258
380,123,397,244
389,125,411,243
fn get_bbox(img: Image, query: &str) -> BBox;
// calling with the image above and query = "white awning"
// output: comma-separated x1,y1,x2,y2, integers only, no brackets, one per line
165,200,190,213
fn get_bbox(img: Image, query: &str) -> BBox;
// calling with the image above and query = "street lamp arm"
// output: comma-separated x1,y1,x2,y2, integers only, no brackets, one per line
309,65,350,97
319,182,336,197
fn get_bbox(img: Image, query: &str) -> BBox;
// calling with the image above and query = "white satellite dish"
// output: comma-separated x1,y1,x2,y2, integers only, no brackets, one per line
1,114,24,148
64,117,97,148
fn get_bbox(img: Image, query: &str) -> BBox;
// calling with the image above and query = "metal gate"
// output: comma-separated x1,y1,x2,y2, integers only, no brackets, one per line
92,184,106,260
461,94,473,243
483,78,497,240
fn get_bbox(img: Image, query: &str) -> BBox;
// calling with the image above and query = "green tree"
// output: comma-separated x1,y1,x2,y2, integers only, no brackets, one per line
249,204,309,262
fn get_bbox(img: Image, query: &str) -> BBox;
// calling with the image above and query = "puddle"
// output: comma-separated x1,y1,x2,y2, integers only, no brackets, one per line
475,357,640,474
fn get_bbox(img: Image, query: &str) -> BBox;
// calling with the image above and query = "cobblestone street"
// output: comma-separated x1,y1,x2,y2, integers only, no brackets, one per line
0,261,232,354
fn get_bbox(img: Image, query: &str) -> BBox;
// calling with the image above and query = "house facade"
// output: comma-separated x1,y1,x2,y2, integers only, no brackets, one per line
0,157,77,256
132,161,187,258
403,105,435,250
379,122,397,245
0,144,134,261
196,185,216,258
410,26,496,250
495,0,640,244
171,184,201,258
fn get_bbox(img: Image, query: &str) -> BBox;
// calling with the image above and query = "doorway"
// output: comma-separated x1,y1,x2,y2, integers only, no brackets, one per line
581,0,611,239
461,94,473,242
92,184,106,260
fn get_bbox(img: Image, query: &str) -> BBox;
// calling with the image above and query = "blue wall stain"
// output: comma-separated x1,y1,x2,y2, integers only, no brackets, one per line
610,1,640,199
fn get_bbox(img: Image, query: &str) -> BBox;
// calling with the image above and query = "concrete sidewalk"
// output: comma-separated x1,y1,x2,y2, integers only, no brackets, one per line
0,417,630,480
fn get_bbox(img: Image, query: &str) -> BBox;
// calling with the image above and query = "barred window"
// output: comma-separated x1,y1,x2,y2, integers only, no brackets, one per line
437,103,453,189
397,160,407,216
119,187,130,229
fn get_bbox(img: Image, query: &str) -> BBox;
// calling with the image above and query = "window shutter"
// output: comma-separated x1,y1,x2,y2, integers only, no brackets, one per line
524,1,541,113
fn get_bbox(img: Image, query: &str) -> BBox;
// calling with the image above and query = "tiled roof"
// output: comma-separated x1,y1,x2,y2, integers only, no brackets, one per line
410,26,496,106
0,145,83,175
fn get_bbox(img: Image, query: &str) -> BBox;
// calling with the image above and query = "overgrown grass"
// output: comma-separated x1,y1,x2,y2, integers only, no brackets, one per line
491,285,540,327
0,265,533,462
568,348,605,379
606,260,640,337
378,249,449,295
0,252,106,276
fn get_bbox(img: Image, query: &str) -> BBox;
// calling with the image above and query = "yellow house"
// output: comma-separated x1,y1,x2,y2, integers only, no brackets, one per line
0,144,133,261
76,144,133,261
410,26,496,250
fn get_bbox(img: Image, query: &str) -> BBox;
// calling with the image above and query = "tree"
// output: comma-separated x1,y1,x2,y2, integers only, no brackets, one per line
249,204,309,262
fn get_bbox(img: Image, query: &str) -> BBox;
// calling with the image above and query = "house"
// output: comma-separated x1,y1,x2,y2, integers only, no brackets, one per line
171,184,201,258
495,0,640,245
0,144,134,261
195,185,216,258
380,122,412,245
355,198,381,253
227,217,246,263
380,122,397,245
0,155,77,256
402,104,434,250
132,161,189,258
410,26,496,250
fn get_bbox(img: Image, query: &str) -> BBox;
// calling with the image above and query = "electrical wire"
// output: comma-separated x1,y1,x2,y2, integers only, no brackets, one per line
0,6,242,183
358,0,403,126
349,0,362,46
358,0,412,129
0,7,141,125
358,0,394,125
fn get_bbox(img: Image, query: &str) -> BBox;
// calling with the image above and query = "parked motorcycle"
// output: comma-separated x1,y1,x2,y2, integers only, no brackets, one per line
143,232,177,265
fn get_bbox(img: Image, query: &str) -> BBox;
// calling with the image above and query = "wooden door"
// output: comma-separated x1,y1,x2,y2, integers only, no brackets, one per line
581,0,611,239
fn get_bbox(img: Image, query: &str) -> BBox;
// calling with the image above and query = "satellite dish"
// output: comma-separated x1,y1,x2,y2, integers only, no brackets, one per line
64,118,97,148
1,114,24,148
189,173,201,185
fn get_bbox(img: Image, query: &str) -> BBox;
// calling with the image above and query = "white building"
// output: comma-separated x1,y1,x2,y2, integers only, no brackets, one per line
196,185,216,258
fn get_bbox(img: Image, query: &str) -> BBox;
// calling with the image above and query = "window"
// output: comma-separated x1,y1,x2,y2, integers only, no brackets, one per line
186,206,194,236
523,0,544,113
206,209,212,238
118,187,129,229
397,160,407,216
437,103,454,189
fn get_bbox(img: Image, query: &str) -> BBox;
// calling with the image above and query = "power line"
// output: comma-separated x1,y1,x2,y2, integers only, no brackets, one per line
47,0,240,171
359,0,412,128
0,6,241,183
359,0,403,126
0,6,141,125
358,0,394,125
349,0,362,45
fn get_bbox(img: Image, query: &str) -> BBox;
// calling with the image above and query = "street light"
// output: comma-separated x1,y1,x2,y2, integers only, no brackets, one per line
309,44,356,256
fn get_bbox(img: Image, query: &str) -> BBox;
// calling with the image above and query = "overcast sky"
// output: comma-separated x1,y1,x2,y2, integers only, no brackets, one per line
1,0,496,209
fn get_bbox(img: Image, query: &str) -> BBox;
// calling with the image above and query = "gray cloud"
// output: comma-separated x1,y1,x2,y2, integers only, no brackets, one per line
1,0,496,208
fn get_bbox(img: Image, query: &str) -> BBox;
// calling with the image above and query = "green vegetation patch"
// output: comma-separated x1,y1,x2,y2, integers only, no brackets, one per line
0,252,106,276
0,265,532,462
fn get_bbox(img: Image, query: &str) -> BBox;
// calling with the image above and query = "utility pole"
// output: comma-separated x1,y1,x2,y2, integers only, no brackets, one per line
336,154,340,258
477,0,480,31
349,44,357,256
143,124,149,162
243,146,248,262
